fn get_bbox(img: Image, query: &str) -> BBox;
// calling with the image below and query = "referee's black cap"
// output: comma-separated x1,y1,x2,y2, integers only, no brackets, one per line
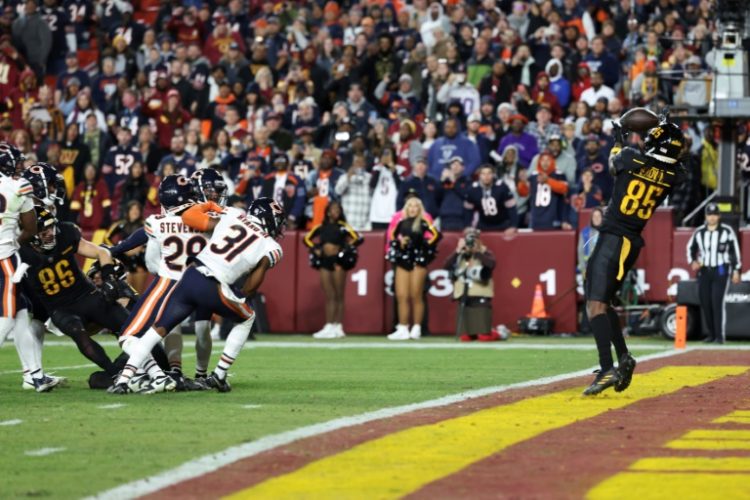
705,202,720,215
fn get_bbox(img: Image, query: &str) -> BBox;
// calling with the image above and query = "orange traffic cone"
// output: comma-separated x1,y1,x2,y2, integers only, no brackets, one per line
528,284,548,318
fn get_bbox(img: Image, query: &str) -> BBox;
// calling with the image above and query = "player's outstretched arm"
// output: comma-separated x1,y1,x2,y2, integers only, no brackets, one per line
17,208,37,245
182,202,223,232
78,238,114,266
241,257,271,297
109,227,148,256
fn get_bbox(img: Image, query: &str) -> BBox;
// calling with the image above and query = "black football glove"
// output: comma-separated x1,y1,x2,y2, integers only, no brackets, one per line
99,264,120,303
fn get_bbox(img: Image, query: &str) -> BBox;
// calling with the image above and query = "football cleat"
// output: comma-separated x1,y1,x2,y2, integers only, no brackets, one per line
31,375,60,393
23,374,67,390
582,368,621,396
141,374,178,394
166,370,187,392
183,377,210,391
127,373,152,393
615,353,637,393
204,373,232,393
107,382,131,395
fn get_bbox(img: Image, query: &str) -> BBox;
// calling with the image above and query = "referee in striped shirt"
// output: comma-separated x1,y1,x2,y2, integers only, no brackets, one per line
686,203,742,344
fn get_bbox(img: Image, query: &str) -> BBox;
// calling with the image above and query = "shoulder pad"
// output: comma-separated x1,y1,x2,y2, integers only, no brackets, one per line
16,178,33,197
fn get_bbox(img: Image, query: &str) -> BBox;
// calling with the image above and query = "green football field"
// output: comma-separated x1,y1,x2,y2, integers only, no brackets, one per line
0,334,684,498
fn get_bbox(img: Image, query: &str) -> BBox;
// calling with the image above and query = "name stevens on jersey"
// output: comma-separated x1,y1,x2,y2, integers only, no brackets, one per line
159,221,203,234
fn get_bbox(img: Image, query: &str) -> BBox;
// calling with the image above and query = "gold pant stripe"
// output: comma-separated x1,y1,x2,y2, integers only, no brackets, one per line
617,236,632,281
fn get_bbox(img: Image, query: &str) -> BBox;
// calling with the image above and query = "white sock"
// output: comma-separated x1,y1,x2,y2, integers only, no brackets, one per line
194,320,212,376
214,315,254,380
164,327,183,372
115,329,163,385
13,310,41,377
30,318,45,369
0,316,14,347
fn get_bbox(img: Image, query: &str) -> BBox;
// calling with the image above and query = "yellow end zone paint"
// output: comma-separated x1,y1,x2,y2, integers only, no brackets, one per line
631,457,750,472
713,410,750,423
667,440,750,450
679,430,750,440
226,366,746,500
588,473,750,500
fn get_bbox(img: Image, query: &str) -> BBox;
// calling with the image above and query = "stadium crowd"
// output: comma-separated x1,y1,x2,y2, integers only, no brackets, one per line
0,0,737,248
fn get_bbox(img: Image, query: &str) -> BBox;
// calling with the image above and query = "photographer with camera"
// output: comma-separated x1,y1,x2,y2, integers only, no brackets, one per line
445,228,497,342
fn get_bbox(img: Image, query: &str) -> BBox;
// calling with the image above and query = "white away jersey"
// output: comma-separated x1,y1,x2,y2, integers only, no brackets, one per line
196,207,282,286
0,175,34,259
144,212,209,280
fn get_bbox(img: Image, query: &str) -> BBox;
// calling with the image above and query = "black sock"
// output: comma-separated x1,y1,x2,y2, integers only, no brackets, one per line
607,307,628,361
72,333,117,376
149,342,171,371
590,314,615,371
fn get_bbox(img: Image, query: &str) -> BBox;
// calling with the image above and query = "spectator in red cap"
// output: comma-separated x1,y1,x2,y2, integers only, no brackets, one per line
203,13,245,66
167,7,205,46
150,89,191,151
530,73,562,121
522,152,570,230
571,62,592,103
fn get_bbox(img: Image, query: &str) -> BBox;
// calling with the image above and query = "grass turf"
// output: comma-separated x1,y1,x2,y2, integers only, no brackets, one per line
0,334,671,499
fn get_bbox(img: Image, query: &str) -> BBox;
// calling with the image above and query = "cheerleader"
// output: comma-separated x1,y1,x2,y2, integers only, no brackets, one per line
304,201,363,339
387,197,442,340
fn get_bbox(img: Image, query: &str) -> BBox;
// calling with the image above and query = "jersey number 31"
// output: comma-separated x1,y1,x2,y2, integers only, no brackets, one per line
620,179,663,220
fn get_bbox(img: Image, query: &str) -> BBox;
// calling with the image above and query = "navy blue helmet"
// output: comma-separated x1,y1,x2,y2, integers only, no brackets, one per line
191,168,228,206
22,163,66,207
0,143,25,177
247,197,286,239
158,174,195,212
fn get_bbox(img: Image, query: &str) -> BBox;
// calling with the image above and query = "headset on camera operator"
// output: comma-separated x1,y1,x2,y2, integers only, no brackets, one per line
444,228,497,342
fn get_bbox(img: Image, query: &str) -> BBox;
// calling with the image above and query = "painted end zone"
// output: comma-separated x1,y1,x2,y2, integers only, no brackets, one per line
121,350,750,500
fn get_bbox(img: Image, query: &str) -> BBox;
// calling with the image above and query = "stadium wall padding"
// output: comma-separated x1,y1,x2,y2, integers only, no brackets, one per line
82,210,750,335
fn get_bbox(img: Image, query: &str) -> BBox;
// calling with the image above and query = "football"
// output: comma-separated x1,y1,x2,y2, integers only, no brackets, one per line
619,107,660,133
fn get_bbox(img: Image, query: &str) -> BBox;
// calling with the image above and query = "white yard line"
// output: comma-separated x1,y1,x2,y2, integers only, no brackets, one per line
241,404,262,410
0,353,198,377
86,348,691,500
41,339,677,351
0,419,22,426
98,404,127,410
24,447,66,457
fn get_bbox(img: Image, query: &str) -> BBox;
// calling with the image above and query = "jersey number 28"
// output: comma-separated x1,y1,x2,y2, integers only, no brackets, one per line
620,179,663,220
163,235,206,272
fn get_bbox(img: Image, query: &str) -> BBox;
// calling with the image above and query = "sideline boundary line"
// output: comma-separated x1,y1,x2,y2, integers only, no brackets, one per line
37,340,676,351
86,348,691,500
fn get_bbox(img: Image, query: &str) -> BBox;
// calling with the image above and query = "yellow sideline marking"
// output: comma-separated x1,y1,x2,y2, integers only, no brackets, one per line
588,404,750,500
588,473,750,499
714,410,750,423
667,440,750,450
225,366,746,500
631,457,750,472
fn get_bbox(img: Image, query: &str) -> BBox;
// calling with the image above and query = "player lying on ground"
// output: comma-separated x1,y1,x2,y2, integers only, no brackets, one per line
109,197,285,394
19,206,172,390
583,112,685,396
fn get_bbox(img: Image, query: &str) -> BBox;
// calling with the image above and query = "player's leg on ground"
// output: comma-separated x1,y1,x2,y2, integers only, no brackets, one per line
29,318,45,371
164,325,184,372
213,314,255,381
0,315,14,346
12,309,41,377
194,319,211,377
698,270,715,341
54,311,120,376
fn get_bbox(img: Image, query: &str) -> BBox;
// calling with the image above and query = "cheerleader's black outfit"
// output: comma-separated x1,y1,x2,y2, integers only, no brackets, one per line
304,221,363,270
387,217,442,270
